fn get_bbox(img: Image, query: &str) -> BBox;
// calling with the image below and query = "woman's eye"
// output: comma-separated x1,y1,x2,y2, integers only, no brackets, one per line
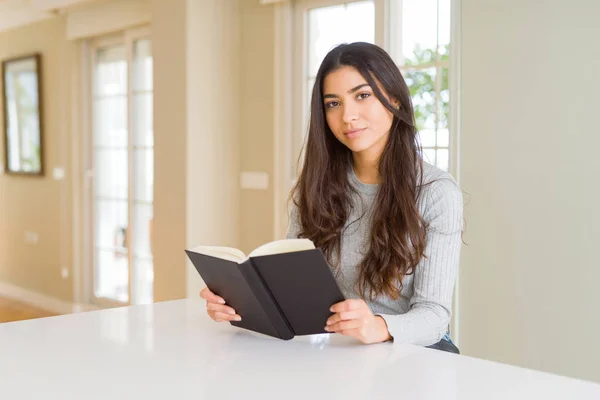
357,92,371,100
325,101,340,109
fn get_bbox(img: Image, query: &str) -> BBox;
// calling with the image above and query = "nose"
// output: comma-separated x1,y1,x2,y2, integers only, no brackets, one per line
342,102,359,124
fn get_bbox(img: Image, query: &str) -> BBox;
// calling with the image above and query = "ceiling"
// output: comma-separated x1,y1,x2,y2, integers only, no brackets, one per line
0,0,95,33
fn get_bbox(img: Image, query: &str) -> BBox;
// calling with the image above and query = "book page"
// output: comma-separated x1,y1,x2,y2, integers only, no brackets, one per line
248,238,315,258
189,246,247,263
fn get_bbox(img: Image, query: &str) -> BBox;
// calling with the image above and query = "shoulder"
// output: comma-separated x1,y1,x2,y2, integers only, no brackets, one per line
418,162,463,232
419,161,461,197
420,161,456,186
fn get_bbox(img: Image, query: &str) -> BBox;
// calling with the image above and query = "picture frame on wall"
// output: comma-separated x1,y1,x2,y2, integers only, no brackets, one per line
2,53,44,176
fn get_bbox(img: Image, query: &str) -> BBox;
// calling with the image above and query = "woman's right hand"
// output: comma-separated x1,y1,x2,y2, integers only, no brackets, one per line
199,287,242,322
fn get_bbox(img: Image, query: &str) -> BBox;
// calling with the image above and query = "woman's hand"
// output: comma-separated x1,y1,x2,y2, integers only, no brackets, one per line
325,299,392,344
199,287,242,322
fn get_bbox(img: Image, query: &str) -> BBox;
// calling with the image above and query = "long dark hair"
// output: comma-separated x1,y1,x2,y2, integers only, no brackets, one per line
290,42,428,301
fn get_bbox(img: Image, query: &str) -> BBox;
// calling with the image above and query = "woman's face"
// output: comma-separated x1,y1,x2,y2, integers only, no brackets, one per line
322,66,396,158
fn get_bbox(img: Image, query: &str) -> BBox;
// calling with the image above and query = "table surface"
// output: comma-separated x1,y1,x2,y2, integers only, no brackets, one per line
1,299,599,399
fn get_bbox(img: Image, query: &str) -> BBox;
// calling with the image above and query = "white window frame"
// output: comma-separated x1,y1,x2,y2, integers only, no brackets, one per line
81,25,153,309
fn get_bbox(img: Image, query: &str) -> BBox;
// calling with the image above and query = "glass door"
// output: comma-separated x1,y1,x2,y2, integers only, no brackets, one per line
88,28,153,307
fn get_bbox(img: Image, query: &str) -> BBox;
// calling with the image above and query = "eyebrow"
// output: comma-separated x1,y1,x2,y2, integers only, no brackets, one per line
323,83,371,99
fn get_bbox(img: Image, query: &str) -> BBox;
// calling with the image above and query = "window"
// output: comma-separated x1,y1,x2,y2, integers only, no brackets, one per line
292,0,453,174
305,1,375,112
389,0,452,171
293,0,381,178
87,28,153,306
278,0,458,338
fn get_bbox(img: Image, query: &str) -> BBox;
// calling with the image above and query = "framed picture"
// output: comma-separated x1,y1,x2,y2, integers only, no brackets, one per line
2,53,44,176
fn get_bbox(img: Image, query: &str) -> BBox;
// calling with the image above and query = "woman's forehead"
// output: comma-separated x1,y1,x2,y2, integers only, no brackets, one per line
323,67,369,91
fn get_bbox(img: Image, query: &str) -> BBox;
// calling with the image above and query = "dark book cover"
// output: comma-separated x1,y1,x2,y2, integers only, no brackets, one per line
185,248,345,340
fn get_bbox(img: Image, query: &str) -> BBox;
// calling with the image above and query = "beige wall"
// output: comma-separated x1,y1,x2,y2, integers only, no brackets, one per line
239,0,276,254
0,17,75,302
185,0,242,298
0,0,253,306
150,0,187,302
0,2,193,305
459,0,600,382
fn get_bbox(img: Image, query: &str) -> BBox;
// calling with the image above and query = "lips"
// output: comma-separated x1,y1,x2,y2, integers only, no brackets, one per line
344,128,366,138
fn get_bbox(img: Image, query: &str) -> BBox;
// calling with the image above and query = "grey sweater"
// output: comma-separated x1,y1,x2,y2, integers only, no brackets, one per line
286,162,463,346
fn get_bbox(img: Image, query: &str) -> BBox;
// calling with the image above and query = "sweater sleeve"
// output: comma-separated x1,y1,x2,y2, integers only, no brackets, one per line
377,178,464,346
286,201,302,240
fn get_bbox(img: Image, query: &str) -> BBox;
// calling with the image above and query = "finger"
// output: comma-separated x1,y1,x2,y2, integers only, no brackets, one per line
214,312,242,322
210,311,242,322
206,302,236,315
200,287,226,304
326,310,361,326
325,319,364,332
336,328,363,341
329,299,363,313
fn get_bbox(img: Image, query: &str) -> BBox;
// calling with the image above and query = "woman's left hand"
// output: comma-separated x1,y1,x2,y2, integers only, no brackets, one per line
325,299,393,344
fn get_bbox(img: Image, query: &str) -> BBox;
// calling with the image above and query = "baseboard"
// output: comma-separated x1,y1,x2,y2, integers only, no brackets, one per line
0,281,100,315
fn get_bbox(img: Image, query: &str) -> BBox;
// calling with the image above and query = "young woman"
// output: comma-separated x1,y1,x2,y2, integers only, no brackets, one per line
200,42,463,353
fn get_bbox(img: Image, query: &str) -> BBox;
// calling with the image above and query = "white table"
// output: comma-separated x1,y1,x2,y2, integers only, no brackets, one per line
1,299,599,399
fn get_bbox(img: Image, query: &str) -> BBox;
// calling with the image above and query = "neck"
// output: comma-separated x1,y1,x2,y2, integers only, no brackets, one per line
352,152,381,184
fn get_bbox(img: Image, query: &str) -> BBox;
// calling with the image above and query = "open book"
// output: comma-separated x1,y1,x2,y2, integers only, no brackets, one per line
189,238,316,263
185,238,345,340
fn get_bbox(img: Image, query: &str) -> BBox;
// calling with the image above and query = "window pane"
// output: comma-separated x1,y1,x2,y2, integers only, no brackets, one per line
423,148,436,165
309,4,345,78
437,128,449,147
94,149,128,199
134,149,153,203
95,45,126,96
400,0,438,66
418,129,436,147
95,249,129,303
344,2,375,44
308,1,374,77
437,148,449,171
438,67,449,129
94,199,128,250
133,39,153,92
94,198,129,303
94,97,127,147
438,0,451,58
133,93,153,147
404,67,436,130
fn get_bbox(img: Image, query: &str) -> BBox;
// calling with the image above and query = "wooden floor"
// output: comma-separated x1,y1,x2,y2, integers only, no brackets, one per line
0,297,57,324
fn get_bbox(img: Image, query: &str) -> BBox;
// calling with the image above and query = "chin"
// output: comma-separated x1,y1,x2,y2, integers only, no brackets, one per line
343,139,375,153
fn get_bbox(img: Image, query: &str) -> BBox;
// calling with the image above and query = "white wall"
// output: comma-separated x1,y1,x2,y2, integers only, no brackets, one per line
459,0,600,383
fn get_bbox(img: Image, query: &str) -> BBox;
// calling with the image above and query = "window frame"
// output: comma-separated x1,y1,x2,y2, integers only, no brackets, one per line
388,0,454,172
83,26,153,309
